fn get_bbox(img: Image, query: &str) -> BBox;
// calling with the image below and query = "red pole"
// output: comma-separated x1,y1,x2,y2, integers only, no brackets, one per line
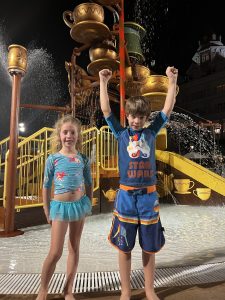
119,0,126,127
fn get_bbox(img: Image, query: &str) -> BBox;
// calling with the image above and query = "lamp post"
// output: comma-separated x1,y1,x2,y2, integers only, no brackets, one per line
0,45,27,237
212,123,221,158
198,126,202,165
214,123,221,144
19,122,25,133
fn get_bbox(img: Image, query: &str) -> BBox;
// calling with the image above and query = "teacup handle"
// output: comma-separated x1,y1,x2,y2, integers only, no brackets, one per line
188,181,195,190
193,190,198,197
63,10,74,28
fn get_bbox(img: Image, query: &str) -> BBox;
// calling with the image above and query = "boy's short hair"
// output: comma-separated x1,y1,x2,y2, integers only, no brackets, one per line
125,96,151,118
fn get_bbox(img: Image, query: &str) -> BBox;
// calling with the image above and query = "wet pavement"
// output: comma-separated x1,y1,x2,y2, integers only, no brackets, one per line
1,204,225,274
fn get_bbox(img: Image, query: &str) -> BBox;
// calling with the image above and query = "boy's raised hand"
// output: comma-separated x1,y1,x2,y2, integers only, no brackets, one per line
99,69,112,84
166,66,178,82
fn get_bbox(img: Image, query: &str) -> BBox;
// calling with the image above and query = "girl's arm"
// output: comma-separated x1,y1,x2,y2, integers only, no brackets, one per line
42,155,54,224
83,155,93,201
42,187,52,224
85,184,93,202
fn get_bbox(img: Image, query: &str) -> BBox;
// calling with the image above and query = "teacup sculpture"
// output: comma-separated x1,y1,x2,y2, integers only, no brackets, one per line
174,179,195,194
63,3,111,44
141,75,179,111
63,3,104,27
193,188,211,201
125,64,150,81
89,42,117,61
116,64,150,97
88,41,119,76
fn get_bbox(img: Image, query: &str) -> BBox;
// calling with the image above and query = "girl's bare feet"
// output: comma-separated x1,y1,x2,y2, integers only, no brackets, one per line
64,293,76,300
36,291,47,300
146,290,160,300
120,292,131,300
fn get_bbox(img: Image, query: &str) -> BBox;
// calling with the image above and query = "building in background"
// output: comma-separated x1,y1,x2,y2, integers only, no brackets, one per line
177,33,225,146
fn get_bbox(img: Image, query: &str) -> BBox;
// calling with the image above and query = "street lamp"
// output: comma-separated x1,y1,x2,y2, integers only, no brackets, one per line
214,124,221,135
19,122,25,133
214,123,221,149
0,45,27,237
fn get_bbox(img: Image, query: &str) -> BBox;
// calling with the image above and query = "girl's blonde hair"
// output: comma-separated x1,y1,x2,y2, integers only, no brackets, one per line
50,114,82,153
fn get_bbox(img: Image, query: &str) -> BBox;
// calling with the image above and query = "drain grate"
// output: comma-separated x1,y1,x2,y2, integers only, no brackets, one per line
0,262,225,294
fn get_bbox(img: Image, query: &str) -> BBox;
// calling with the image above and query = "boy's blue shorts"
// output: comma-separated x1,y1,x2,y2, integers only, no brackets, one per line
50,195,92,222
108,188,165,253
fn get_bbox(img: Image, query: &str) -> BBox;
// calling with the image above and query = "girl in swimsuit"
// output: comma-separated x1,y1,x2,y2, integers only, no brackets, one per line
36,115,92,300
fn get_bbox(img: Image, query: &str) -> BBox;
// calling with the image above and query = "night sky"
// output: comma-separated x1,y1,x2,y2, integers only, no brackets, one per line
0,0,225,139
1,1,224,72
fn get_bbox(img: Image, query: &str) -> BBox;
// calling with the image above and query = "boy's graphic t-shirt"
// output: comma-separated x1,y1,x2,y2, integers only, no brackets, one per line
105,111,168,187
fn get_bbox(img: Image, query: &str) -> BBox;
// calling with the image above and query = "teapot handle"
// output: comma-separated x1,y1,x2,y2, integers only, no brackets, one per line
63,10,74,28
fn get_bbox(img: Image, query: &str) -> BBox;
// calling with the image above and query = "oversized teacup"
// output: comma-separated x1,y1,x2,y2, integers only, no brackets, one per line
174,179,195,193
63,3,104,28
193,188,211,201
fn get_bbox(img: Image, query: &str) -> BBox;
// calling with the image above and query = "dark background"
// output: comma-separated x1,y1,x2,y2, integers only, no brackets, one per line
0,0,225,138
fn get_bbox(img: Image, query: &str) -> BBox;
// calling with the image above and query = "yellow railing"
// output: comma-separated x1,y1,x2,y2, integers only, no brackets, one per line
0,137,25,178
2,126,101,209
81,127,100,192
0,136,26,199
100,126,118,171
3,128,53,209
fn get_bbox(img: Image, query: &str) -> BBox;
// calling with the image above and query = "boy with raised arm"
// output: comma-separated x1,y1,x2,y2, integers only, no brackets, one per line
99,66,178,300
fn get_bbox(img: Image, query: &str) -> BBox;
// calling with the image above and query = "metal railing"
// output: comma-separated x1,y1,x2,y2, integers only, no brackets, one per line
3,128,53,209
0,136,26,200
0,137,25,182
81,127,100,192
2,126,103,210
100,126,118,171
